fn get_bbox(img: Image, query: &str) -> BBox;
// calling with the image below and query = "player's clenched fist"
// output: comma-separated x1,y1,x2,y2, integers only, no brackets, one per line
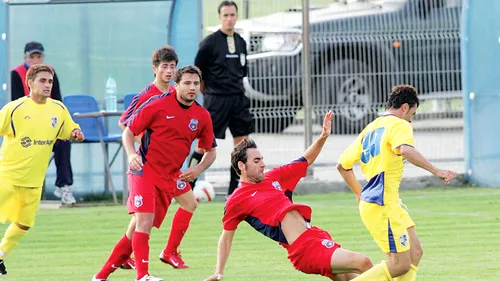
435,169,458,184
128,154,143,171
71,129,84,142
203,273,223,281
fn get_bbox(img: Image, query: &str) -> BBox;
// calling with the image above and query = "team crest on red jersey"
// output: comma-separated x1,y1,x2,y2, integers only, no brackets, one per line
322,239,335,249
189,119,199,131
177,180,187,190
134,195,143,208
272,181,282,191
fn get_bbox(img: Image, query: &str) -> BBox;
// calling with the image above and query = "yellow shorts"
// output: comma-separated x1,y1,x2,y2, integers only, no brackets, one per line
359,200,415,253
0,178,42,227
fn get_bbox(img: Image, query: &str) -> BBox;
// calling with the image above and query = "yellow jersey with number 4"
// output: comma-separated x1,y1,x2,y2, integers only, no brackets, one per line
0,97,80,187
338,114,414,206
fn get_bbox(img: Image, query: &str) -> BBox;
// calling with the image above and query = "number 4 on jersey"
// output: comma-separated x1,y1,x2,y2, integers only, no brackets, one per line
361,127,385,164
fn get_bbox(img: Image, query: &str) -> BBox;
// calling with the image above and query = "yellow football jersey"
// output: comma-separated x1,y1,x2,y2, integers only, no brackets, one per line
338,114,414,206
0,97,80,187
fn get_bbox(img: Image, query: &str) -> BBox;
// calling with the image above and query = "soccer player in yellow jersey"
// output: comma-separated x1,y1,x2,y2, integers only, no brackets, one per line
0,64,84,275
337,85,457,281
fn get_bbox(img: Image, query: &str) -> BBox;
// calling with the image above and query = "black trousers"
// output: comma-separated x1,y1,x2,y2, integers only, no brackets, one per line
52,140,73,187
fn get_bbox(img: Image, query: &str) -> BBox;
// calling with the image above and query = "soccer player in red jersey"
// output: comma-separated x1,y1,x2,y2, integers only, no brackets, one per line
118,46,177,132
92,65,216,281
117,46,201,270
204,111,374,281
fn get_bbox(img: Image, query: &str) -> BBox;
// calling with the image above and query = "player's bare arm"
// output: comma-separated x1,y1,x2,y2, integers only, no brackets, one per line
337,166,363,201
399,145,457,184
179,147,216,182
204,230,235,281
70,129,84,142
302,110,333,165
122,127,143,171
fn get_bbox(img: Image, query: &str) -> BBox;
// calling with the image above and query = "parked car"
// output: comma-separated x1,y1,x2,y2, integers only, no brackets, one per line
210,0,462,133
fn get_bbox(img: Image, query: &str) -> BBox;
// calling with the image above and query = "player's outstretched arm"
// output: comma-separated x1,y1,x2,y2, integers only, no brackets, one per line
400,145,457,184
204,230,235,281
303,111,333,166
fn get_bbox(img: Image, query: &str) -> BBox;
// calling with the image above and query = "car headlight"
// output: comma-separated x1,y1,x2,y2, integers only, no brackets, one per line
261,33,301,52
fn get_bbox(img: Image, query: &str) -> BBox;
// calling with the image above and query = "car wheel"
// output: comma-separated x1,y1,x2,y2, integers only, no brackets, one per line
313,58,378,134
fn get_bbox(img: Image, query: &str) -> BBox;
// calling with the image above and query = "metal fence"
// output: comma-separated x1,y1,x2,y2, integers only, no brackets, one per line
202,0,465,187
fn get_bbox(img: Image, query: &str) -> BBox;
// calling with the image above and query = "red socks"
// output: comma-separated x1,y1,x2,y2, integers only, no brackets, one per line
163,208,193,255
95,234,132,279
132,231,150,280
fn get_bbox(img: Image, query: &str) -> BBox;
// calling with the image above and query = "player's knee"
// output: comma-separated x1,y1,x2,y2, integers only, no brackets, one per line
413,243,423,261
350,253,372,273
358,254,373,272
395,259,412,276
182,198,198,213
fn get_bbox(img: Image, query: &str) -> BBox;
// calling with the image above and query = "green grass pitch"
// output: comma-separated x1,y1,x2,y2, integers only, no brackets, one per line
0,187,498,280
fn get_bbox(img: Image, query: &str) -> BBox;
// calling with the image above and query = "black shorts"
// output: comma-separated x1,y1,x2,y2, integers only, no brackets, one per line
204,94,255,139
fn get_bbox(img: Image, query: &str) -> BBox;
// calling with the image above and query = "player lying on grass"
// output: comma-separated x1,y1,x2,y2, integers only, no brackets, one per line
204,111,374,281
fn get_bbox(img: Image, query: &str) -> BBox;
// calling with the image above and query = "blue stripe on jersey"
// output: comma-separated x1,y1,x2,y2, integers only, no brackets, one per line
51,100,65,110
127,92,171,126
360,172,385,206
285,190,293,201
55,121,65,138
291,156,307,163
121,96,139,125
10,101,26,137
122,85,153,125
139,128,153,164
245,216,288,244
388,219,397,253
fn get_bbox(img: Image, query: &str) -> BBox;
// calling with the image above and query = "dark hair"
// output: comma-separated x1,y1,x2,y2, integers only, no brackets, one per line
385,85,420,110
231,139,257,176
152,45,178,67
26,64,53,89
174,65,202,83
218,1,238,14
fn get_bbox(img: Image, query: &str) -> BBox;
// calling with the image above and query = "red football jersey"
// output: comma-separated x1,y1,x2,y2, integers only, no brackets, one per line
222,157,311,246
128,93,216,182
120,83,176,125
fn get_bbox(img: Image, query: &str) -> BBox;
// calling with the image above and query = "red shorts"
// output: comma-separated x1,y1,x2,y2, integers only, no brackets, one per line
126,171,191,228
287,227,340,279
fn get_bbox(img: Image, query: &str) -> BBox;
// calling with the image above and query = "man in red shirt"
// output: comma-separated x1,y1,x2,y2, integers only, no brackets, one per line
92,65,216,281
204,111,374,281
117,46,200,271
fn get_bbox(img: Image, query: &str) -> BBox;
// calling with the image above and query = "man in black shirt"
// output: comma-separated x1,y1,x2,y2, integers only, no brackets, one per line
10,42,76,205
190,1,254,196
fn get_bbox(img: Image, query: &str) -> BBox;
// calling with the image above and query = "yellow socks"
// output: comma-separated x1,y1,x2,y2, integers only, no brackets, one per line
394,264,418,281
0,223,28,259
352,260,392,281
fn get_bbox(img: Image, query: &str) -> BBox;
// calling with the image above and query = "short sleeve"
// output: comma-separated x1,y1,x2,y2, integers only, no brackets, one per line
0,103,12,136
197,112,217,149
389,121,414,155
128,100,156,135
58,104,81,140
266,157,308,192
120,95,140,125
222,202,244,231
337,132,364,170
